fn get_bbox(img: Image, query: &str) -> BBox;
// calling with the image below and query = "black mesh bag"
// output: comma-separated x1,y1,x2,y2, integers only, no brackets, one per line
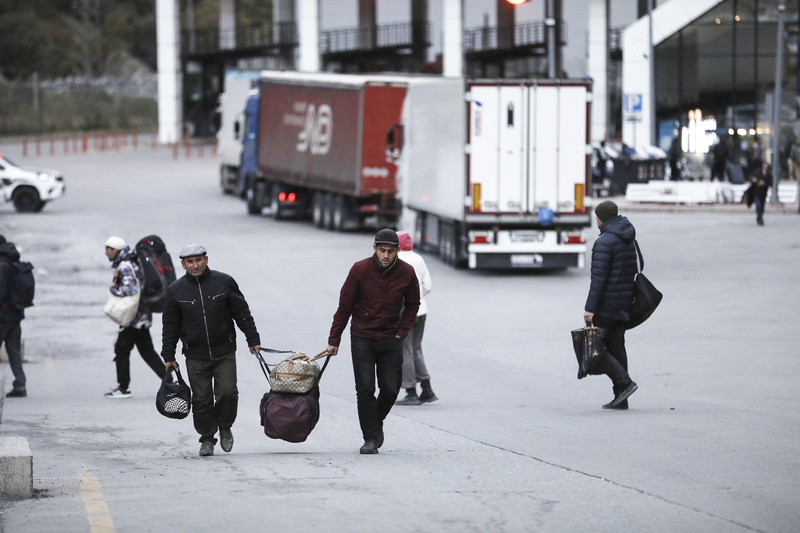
156,367,192,419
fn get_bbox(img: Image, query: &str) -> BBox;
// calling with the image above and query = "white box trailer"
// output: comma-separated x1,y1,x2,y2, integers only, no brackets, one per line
400,79,592,269
217,70,260,195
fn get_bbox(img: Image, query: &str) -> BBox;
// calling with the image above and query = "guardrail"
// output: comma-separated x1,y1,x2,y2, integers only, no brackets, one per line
321,22,430,54
182,22,297,55
464,21,567,53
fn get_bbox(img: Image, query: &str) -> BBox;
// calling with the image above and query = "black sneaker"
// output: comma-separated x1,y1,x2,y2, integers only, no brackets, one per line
395,389,421,406
219,428,234,453
359,440,379,455
5,389,26,398
603,382,637,409
104,387,131,399
419,389,438,404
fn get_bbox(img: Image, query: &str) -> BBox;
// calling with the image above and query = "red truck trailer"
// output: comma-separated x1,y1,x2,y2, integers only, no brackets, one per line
246,72,408,228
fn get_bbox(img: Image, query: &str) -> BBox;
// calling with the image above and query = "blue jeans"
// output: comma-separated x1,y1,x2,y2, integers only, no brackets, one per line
754,195,765,222
350,336,403,441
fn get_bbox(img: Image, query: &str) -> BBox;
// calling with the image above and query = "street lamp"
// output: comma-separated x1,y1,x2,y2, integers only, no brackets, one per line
771,1,786,204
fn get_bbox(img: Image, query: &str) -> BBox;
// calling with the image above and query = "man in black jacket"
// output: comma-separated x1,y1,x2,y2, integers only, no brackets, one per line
162,244,261,456
0,235,27,398
584,201,638,409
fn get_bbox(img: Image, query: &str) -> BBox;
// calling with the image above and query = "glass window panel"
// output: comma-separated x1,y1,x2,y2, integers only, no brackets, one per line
734,24,757,56
736,56,757,91
655,55,680,91
695,0,734,24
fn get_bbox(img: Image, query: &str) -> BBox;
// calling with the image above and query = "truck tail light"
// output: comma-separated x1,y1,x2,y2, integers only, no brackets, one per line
287,192,296,202
278,192,286,202
563,231,585,244
469,231,494,244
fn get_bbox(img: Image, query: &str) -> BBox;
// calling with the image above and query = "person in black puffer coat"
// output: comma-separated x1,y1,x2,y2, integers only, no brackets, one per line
584,201,638,410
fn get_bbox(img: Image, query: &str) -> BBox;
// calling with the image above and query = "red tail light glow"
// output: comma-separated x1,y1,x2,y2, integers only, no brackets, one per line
287,192,296,202
278,192,286,202
468,231,493,244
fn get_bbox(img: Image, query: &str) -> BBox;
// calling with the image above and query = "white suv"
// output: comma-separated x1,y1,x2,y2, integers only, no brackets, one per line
0,154,66,212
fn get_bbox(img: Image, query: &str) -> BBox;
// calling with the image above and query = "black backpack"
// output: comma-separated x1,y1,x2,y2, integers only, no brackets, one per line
135,235,176,313
4,260,35,311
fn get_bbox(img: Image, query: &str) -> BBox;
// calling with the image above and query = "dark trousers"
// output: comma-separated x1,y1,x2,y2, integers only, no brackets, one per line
351,335,403,441
754,195,766,222
186,354,238,443
114,326,166,390
401,315,430,389
711,163,726,181
0,321,25,390
592,316,632,394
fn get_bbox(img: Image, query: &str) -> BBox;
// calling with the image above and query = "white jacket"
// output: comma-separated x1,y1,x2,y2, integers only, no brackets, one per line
398,250,432,316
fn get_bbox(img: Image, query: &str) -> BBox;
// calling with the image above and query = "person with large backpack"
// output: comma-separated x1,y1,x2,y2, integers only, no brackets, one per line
103,236,172,398
0,234,34,398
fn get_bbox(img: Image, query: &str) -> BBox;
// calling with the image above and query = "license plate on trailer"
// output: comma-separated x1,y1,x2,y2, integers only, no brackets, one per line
509,231,546,244
510,254,543,267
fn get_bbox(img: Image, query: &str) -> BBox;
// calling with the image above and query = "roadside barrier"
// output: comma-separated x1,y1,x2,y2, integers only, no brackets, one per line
19,131,213,159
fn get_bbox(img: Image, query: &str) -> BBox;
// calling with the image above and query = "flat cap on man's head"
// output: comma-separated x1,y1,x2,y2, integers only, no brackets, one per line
105,236,126,250
374,228,399,247
0,235,6,245
179,243,207,258
594,201,619,222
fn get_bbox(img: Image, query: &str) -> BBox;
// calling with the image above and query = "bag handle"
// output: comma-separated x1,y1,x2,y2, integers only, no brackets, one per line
254,348,293,382
163,366,188,387
633,239,645,274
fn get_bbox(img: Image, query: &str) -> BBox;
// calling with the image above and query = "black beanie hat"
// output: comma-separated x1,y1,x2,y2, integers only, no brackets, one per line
374,228,399,247
0,235,5,245
595,201,618,222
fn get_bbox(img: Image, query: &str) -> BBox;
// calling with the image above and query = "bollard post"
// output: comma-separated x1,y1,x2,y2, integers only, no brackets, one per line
185,139,191,158
112,131,120,151
49,137,54,156
132,129,138,150
122,130,127,148
198,139,204,157
151,132,157,149
82,134,88,153
73,135,78,153
102,132,107,151
36,138,41,156
172,142,178,159
22,139,27,157
63,135,69,154
211,137,218,156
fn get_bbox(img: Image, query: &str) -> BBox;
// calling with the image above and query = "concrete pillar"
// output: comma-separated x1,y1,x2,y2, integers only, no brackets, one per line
443,0,463,78
274,0,296,68
411,0,428,70
297,0,320,72
497,0,514,50
588,0,608,142
219,0,237,49
359,0,377,50
156,0,181,144
0,437,32,499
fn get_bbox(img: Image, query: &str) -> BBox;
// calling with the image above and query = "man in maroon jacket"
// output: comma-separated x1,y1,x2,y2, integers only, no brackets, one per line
326,229,420,455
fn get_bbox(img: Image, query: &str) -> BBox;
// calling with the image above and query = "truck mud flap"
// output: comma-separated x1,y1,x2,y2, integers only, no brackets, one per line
470,252,583,270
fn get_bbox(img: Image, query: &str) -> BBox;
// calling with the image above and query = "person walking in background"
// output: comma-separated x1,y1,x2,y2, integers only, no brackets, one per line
161,244,261,457
104,236,167,398
711,136,730,181
584,201,638,410
668,136,682,181
394,231,437,406
751,162,773,226
0,235,29,398
326,229,420,455
748,136,765,177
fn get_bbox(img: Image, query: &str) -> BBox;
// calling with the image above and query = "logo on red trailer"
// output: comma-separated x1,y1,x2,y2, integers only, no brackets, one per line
287,102,332,155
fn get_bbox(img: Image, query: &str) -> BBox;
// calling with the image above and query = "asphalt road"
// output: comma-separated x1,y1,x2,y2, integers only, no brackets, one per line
0,144,798,533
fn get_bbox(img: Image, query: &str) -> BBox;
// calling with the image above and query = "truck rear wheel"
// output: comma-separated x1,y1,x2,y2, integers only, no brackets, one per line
312,192,324,228
13,187,44,213
332,194,356,231
322,193,334,229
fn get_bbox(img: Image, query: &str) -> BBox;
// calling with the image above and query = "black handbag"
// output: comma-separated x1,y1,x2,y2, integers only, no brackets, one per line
571,322,609,379
156,367,192,419
627,240,663,329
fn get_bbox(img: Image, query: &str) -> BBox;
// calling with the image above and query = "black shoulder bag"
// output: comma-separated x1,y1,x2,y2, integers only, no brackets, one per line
627,240,663,330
